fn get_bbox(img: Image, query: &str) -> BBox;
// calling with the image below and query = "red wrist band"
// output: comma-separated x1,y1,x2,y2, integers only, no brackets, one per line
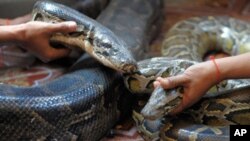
5,19,10,25
209,55,221,82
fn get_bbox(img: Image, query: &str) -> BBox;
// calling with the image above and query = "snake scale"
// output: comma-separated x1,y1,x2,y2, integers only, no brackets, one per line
0,0,161,140
129,16,250,140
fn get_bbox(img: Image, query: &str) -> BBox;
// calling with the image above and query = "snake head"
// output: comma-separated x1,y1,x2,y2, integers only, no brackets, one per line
90,29,138,73
141,87,182,120
32,0,138,73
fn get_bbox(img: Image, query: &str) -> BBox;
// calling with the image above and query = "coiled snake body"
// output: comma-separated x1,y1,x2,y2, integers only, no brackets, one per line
0,1,125,140
130,16,250,140
1,1,249,141
0,0,161,140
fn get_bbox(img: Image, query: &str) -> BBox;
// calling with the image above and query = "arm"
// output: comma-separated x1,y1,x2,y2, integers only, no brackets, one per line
0,21,77,62
218,53,250,79
154,53,250,114
0,14,32,25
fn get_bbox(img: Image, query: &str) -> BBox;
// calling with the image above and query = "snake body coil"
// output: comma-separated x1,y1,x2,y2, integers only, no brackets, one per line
0,1,126,141
0,0,161,140
129,17,250,140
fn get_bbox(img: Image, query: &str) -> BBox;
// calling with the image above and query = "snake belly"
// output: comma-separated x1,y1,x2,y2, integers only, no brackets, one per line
128,16,250,141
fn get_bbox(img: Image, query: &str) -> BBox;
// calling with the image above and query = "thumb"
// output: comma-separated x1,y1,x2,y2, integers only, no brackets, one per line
169,101,185,115
49,21,77,33
39,47,71,62
156,74,189,89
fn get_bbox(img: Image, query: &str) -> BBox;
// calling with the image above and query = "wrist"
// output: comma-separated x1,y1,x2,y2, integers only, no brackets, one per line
209,56,222,82
215,55,243,80
12,24,26,43
201,61,221,85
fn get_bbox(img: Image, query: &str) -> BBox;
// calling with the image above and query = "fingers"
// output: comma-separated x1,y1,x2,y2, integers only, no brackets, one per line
153,81,160,88
153,75,191,115
50,47,71,59
170,97,189,115
170,103,184,115
48,21,77,33
42,48,71,62
155,75,189,89
41,21,77,61
170,91,194,115
36,41,71,62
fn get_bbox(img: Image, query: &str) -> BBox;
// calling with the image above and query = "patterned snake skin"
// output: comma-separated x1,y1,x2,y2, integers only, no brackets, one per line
0,0,161,140
129,17,250,140
32,1,138,73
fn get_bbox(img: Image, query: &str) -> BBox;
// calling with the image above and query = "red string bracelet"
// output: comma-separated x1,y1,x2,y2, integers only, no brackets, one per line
5,19,10,25
209,55,221,82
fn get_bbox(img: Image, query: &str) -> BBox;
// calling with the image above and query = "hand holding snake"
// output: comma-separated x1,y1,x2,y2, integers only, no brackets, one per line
154,52,250,115
0,21,77,62
153,60,219,115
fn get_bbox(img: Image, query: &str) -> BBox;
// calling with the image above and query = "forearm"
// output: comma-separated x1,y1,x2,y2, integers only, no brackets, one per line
216,52,250,80
0,24,25,44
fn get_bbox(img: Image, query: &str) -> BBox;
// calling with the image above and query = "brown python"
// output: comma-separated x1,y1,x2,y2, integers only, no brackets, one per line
126,16,250,140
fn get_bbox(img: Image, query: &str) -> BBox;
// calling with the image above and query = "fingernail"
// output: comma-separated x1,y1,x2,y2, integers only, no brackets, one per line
65,21,77,27
153,82,157,87
153,81,159,88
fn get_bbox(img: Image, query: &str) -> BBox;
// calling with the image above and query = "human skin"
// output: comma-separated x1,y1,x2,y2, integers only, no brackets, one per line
0,21,77,62
153,52,250,115
0,14,32,25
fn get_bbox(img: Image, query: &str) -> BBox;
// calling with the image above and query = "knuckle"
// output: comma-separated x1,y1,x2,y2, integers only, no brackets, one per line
59,24,69,31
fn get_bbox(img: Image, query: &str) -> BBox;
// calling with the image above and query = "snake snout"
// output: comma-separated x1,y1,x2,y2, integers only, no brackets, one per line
110,52,137,73
141,108,161,120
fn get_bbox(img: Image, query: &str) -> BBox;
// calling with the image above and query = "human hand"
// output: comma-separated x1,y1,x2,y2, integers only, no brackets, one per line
0,14,32,25
153,60,220,115
18,21,77,62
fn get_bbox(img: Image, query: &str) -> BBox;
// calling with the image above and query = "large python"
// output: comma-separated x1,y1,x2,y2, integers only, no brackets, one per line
128,16,250,140
3,1,250,141
0,0,161,140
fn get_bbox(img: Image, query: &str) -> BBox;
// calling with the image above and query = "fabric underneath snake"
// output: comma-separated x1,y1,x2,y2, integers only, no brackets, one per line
131,16,250,140
0,0,161,140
